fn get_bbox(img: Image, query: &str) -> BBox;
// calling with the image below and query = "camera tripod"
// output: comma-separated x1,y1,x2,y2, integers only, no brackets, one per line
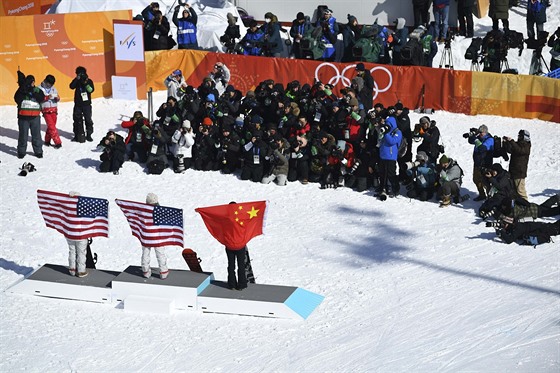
529,48,550,75
439,45,454,69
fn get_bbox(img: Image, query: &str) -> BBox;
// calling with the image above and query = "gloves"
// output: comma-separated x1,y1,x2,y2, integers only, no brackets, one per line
474,139,482,147
350,111,361,121
141,125,151,134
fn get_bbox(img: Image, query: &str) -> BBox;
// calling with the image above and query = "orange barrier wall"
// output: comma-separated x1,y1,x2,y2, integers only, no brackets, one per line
0,10,131,105
146,49,560,123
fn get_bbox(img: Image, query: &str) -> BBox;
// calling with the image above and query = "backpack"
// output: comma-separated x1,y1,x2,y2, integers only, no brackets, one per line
398,136,408,159
148,159,166,175
465,37,483,60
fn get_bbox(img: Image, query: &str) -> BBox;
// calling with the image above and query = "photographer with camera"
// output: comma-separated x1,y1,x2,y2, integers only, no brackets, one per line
404,151,437,201
315,8,339,61
241,129,269,183
170,119,195,173
261,134,290,186
547,27,560,71
69,66,95,143
146,123,170,174
121,111,151,163
218,123,241,174
164,69,188,101
502,129,531,201
194,117,218,171
478,163,516,218
341,97,366,147
355,63,374,111
465,124,494,201
177,85,201,123
415,116,441,165
141,2,160,24
217,85,241,119
208,62,231,95
172,2,198,50
98,131,126,175
240,20,265,56
377,113,403,199
259,12,283,58
155,96,182,139
144,9,171,51
526,0,547,40
14,72,45,159
437,155,465,207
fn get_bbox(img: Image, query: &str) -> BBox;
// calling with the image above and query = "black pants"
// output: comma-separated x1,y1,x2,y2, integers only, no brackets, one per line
413,2,431,27
226,247,247,289
458,6,474,36
492,18,509,31
72,104,93,140
380,159,399,194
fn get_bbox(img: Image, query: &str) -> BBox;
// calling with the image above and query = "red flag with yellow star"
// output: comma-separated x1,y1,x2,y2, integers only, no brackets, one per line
195,201,267,249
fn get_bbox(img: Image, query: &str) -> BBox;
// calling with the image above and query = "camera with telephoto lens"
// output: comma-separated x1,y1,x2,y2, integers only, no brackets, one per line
463,127,478,138
404,160,421,170
479,207,496,220
78,72,88,82
18,162,36,177
378,123,391,135
349,159,361,175
485,220,505,228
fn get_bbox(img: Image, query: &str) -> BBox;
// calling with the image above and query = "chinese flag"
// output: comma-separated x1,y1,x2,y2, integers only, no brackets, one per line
195,201,267,249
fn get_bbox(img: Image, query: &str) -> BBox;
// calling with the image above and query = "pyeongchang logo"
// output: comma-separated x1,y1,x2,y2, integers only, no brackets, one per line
119,33,137,49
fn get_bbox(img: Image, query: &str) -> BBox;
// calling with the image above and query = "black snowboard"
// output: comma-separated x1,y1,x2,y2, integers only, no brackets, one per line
245,249,255,284
86,238,97,269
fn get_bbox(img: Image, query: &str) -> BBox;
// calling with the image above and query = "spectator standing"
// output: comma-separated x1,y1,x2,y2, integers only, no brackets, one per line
412,0,431,28
548,27,560,71
489,0,510,31
341,14,361,62
392,18,409,65
164,69,188,100
145,10,171,51
526,0,547,39
433,0,450,42
315,8,339,61
290,12,311,59
467,124,495,201
172,3,199,50
503,130,531,201
457,0,475,37
355,63,374,112
14,73,44,159
39,74,62,149
260,12,284,57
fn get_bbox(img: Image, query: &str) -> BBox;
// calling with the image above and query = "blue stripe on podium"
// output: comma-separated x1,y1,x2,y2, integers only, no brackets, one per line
284,288,325,320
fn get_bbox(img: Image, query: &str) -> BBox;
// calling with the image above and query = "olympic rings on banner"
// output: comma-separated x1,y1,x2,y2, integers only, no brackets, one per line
314,63,393,101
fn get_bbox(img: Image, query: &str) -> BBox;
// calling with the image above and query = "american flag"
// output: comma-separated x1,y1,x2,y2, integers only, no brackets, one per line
37,189,109,240
115,199,184,248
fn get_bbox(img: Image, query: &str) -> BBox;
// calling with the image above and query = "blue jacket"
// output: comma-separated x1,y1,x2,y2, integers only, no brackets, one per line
316,16,338,59
173,7,198,47
241,29,265,56
407,162,437,189
379,117,402,161
527,0,546,24
469,133,494,167
260,22,283,54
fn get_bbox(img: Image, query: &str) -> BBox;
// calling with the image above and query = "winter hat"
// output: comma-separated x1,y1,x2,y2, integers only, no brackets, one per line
416,151,428,162
519,129,530,142
355,62,366,71
324,9,333,15
75,66,87,75
297,12,305,21
173,69,182,76
225,84,235,93
491,163,504,173
419,116,431,125
182,119,191,129
347,14,357,23
235,116,244,127
349,98,359,107
202,117,213,126
146,193,159,205
478,124,488,134
251,115,263,124
44,74,55,85
206,93,216,102
395,18,406,30
227,12,238,25
395,102,404,111
439,154,449,165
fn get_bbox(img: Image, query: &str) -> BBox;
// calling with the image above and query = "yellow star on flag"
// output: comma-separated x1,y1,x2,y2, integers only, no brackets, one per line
247,206,259,219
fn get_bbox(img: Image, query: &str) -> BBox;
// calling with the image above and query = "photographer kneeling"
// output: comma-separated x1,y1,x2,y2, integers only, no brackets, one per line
437,155,464,207
405,151,436,201
98,131,126,175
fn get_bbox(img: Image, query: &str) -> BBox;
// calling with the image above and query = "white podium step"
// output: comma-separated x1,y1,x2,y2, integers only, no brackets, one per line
111,266,214,311
7,263,118,303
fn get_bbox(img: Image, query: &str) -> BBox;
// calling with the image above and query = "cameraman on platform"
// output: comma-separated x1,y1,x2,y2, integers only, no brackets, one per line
98,131,126,174
465,124,494,201
259,12,283,57
69,66,94,143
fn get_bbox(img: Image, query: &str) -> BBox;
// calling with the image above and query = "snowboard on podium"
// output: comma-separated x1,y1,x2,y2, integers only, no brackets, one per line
245,249,255,284
182,249,203,273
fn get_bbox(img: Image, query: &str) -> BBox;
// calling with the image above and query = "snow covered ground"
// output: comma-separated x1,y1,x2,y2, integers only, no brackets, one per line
1,3,559,372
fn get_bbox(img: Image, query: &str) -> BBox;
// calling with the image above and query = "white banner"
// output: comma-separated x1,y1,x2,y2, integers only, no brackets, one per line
114,22,144,62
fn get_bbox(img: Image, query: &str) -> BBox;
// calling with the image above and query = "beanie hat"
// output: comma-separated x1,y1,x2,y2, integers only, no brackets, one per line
349,98,359,107
206,93,216,102
182,119,191,129
478,124,488,133
45,74,55,85
225,84,235,93
355,62,366,71
519,129,530,142
251,115,263,124
491,163,504,173
347,14,357,23
146,193,159,205
419,116,430,125
173,69,182,76
416,151,428,162
235,116,244,127
439,154,449,165
395,102,404,111
202,117,213,126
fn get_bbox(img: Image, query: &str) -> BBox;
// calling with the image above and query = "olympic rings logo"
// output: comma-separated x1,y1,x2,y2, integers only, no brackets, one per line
314,63,393,101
